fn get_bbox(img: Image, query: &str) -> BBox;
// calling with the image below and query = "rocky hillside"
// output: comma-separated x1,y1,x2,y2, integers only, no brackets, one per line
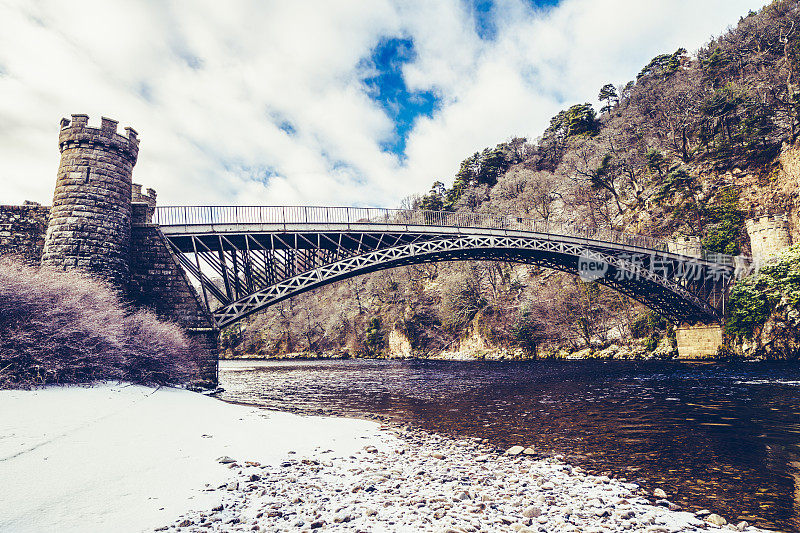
222,0,800,361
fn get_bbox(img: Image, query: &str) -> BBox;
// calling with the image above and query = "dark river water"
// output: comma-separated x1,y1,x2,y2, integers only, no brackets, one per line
218,359,800,531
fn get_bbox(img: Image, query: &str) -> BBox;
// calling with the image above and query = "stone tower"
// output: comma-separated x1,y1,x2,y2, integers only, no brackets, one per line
667,235,702,258
41,114,140,288
746,214,792,265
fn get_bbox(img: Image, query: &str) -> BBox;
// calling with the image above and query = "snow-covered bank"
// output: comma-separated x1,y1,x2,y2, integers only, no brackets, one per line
0,384,382,533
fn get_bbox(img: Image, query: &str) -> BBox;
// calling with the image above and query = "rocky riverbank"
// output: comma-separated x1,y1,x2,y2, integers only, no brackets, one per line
164,424,769,532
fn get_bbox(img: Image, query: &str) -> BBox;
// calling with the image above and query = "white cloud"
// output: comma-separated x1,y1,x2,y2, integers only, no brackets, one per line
0,0,768,207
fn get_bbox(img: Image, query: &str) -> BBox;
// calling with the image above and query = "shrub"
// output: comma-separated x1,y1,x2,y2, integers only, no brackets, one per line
363,317,385,357
512,308,545,357
629,311,667,339
725,245,800,359
701,186,744,255
439,269,487,331
0,257,200,388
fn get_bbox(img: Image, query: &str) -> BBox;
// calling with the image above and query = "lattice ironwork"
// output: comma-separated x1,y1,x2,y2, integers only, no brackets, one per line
153,205,740,262
155,206,743,329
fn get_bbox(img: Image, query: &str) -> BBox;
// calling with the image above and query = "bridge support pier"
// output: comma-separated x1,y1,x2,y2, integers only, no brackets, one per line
129,220,219,386
675,323,723,359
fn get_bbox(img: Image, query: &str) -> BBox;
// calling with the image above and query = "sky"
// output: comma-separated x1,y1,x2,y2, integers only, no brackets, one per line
0,0,768,208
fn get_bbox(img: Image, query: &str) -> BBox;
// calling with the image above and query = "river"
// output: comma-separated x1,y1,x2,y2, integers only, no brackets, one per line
218,359,800,531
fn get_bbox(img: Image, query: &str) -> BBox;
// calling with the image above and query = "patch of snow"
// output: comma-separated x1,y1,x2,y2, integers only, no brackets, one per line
0,383,381,532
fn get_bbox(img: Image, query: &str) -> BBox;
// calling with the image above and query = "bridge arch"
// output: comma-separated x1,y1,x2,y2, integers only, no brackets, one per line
156,206,739,330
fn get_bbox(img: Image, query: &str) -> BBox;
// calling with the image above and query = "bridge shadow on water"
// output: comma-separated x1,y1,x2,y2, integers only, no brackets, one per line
219,359,800,532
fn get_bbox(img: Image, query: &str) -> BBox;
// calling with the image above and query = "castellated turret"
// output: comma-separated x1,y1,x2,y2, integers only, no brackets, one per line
745,214,792,264
131,183,157,224
667,235,702,258
41,114,140,289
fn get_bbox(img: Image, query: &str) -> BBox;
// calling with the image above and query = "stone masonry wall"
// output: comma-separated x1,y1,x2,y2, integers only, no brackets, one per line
667,236,702,258
129,224,218,383
675,324,723,359
0,205,50,264
1,203,219,384
41,115,139,288
745,215,792,264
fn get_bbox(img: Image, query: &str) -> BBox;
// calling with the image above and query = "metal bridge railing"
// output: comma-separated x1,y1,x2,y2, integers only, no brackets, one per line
152,205,738,266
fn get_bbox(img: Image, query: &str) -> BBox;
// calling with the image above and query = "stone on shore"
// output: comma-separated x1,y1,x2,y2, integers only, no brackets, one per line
165,425,773,533
522,506,541,518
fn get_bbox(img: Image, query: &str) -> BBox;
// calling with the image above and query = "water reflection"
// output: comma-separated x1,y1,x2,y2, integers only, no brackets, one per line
219,359,800,531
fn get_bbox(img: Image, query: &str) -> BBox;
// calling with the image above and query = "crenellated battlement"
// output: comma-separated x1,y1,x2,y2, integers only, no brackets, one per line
58,114,139,164
132,183,157,225
746,213,792,263
132,183,157,207
668,235,702,258
745,214,790,232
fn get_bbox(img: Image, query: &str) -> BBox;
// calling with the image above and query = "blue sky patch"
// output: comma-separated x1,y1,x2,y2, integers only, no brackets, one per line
277,120,296,136
468,0,496,40
361,37,439,159
465,0,561,40
266,109,298,137
226,161,281,185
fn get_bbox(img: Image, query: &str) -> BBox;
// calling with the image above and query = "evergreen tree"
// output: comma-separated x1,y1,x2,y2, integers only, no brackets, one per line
418,181,446,211
544,103,598,139
597,84,619,115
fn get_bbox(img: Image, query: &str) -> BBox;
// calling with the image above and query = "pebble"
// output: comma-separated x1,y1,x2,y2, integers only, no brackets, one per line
506,446,525,455
166,427,772,533
521,506,541,518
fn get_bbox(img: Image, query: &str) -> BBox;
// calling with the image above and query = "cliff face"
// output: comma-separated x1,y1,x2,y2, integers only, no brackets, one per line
770,144,800,241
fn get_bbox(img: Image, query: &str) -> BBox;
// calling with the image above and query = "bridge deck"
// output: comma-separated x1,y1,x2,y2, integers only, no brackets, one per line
153,205,738,266
151,206,743,327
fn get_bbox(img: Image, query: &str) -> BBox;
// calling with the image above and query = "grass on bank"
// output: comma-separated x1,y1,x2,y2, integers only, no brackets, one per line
0,256,200,388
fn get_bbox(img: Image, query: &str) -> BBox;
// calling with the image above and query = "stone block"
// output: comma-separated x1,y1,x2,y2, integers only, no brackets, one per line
746,214,792,264
676,324,723,359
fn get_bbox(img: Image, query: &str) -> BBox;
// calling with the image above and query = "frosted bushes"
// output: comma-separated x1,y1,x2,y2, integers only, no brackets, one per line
0,257,199,388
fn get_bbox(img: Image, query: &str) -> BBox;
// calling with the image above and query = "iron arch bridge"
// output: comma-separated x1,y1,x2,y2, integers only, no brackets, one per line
153,206,745,329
